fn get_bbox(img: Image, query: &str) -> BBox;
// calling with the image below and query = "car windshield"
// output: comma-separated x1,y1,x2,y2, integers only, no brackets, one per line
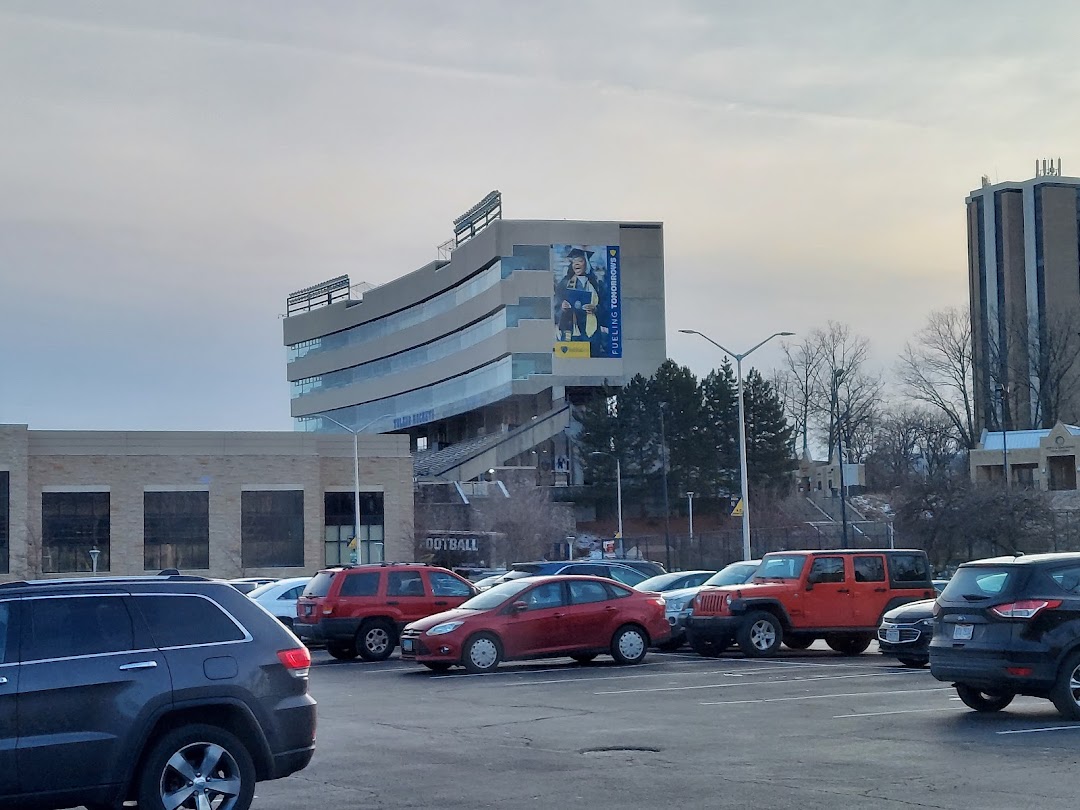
940,567,1014,600
459,579,536,610
247,581,279,598
636,572,687,591
705,562,759,587
754,555,806,580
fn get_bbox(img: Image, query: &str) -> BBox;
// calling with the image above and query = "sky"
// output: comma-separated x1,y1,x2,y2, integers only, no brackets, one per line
3,1,1079,431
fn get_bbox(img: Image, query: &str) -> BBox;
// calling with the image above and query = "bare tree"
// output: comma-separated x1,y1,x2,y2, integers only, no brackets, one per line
778,336,826,458
1013,309,1080,428
473,486,572,564
814,322,882,463
897,307,977,449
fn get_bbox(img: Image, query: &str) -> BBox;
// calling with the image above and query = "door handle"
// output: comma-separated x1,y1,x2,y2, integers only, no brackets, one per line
605,606,618,612
837,588,850,593
434,601,448,606
387,601,400,606
119,661,158,671
554,612,565,619
0,677,7,685
873,588,887,593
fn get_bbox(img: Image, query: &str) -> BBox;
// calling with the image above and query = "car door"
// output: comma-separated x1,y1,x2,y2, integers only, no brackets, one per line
801,556,854,628
0,600,19,797
387,571,432,625
502,581,570,658
17,594,172,796
564,579,618,650
850,554,889,626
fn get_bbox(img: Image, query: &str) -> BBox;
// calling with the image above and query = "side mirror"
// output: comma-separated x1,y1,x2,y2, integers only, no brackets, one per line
511,601,528,613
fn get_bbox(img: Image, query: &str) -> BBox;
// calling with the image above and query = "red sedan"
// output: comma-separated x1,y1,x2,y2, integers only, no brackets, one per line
399,575,669,673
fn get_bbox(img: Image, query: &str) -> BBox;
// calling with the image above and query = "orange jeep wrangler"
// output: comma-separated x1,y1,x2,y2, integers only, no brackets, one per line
686,549,935,657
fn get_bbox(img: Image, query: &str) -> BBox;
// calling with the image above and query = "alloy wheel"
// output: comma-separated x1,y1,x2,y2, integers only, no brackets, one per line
749,619,776,651
158,741,244,810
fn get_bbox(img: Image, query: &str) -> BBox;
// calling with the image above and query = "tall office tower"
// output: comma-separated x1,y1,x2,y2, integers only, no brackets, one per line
967,159,1080,435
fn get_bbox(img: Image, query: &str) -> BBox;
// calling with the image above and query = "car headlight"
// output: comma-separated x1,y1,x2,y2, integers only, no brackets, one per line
665,596,692,612
427,621,465,636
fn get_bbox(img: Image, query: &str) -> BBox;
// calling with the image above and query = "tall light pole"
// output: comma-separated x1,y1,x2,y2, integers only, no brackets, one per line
590,451,623,556
997,384,1009,490
316,412,393,563
658,405,672,571
833,369,849,548
686,491,695,547
679,329,794,561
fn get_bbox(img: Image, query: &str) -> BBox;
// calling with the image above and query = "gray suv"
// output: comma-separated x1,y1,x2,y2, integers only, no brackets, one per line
0,574,317,810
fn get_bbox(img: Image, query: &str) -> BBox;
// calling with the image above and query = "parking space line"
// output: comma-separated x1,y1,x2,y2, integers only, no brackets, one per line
833,706,960,718
996,725,1080,735
702,687,949,706
597,670,923,696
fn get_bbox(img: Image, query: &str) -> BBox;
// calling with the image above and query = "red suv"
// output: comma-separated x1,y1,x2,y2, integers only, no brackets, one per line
294,563,476,661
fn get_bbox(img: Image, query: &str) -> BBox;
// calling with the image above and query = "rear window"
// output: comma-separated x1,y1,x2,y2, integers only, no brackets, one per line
1048,565,1080,595
888,553,930,585
302,572,334,598
134,595,246,648
941,567,1015,601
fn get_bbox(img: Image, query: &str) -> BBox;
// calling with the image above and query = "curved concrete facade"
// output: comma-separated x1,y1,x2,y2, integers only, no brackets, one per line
283,219,667,455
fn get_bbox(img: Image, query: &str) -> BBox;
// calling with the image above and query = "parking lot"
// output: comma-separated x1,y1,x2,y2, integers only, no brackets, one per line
252,643,1080,809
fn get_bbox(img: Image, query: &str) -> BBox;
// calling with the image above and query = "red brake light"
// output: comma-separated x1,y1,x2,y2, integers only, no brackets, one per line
990,599,1062,619
277,647,311,671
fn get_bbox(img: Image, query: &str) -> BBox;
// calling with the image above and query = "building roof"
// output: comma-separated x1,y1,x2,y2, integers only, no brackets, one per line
979,425,1080,451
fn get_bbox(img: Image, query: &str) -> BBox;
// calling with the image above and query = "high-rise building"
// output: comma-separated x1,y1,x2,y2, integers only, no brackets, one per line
967,160,1080,435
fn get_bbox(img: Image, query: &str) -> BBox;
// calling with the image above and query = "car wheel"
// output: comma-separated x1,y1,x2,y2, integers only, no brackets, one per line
137,723,256,810
326,642,358,660
656,638,684,652
784,634,814,650
897,656,928,668
737,612,783,657
463,632,502,673
571,654,598,663
357,618,396,661
610,625,649,665
1050,651,1080,719
956,683,1015,712
423,662,452,673
825,633,873,655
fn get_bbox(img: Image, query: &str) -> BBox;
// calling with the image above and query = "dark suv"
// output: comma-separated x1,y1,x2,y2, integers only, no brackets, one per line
931,552,1080,718
0,574,316,810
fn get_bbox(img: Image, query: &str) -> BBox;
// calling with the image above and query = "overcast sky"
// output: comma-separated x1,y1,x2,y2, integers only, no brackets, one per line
3,1,1078,431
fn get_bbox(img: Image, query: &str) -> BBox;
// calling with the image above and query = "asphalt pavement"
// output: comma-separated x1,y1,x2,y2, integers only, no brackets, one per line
252,643,1080,809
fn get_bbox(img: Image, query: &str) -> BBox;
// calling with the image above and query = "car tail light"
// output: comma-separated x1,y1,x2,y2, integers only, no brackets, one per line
322,604,334,616
1006,666,1034,677
278,646,311,676
990,599,1062,619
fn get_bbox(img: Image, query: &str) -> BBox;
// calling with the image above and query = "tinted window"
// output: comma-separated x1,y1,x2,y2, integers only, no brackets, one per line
280,585,305,601
144,490,210,570
606,583,633,599
1049,565,1080,594
339,572,380,597
854,556,886,583
388,572,425,597
681,573,712,588
429,572,472,597
22,596,134,661
889,554,930,584
0,603,11,664
941,567,1013,599
0,472,8,574
241,490,304,567
809,557,845,584
134,595,245,648
569,580,609,604
41,491,111,573
608,566,646,586
564,564,605,576
303,572,334,597
522,582,566,610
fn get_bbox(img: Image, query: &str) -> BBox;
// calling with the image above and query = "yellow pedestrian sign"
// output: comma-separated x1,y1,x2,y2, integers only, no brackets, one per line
731,498,744,517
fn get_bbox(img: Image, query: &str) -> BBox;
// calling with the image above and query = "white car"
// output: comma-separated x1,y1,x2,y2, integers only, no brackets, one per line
248,576,312,629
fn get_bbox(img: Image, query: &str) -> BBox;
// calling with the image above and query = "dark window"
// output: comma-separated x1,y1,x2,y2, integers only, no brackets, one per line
0,602,12,664
280,585,305,601
133,595,245,648
22,596,133,661
388,571,425,597
303,572,334,597
854,556,886,583
569,580,609,604
144,491,209,570
888,554,930,584
565,564,605,576
338,572,379,597
1048,565,1080,595
241,490,304,568
522,582,566,610
324,492,384,566
429,572,472,597
41,491,111,573
0,472,8,574
605,583,633,599
607,566,646,586
809,557,845,584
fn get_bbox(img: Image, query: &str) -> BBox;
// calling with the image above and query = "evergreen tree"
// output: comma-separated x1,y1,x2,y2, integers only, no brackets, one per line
743,368,795,493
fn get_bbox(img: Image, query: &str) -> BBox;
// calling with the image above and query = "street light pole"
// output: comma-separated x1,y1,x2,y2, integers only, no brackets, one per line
997,384,1009,490
686,491,695,547
590,452,623,556
317,412,393,563
658,405,672,571
833,369,849,549
679,329,794,561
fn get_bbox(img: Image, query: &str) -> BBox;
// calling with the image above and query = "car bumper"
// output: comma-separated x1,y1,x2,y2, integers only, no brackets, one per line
930,646,1057,691
293,618,360,644
687,615,740,643
399,632,461,663
877,624,931,658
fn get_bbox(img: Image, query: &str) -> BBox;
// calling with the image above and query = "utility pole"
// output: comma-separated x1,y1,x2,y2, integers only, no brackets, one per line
833,369,849,549
659,405,672,571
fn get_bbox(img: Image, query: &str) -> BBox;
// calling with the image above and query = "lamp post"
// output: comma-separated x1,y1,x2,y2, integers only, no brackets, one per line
658,405,672,571
88,546,100,574
589,451,623,556
679,329,794,561
997,384,1009,490
833,369,849,548
686,491,695,547
316,412,393,564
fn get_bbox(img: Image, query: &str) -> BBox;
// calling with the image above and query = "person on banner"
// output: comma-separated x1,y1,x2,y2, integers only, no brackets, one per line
555,247,608,356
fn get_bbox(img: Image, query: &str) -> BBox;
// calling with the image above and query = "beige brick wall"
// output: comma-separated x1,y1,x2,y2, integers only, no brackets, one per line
0,428,413,581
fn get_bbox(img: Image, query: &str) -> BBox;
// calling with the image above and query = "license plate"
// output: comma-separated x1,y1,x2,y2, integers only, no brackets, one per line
303,605,312,615
885,629,900,644
953,624,973,640
401,638,414,653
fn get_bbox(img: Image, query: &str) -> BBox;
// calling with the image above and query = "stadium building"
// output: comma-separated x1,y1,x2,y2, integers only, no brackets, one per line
283,193,667,485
